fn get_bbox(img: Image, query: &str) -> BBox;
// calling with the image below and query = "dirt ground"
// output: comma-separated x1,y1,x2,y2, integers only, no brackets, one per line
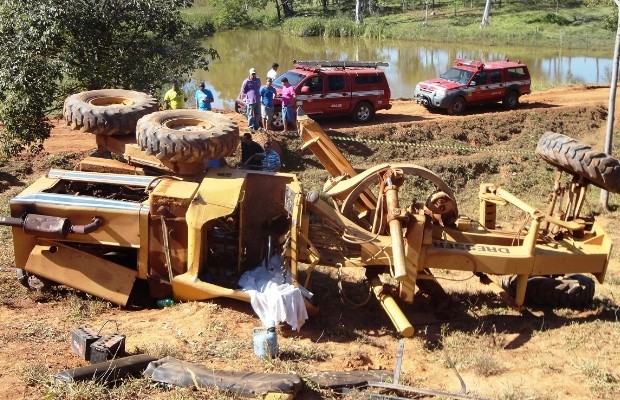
1,86,619,400
36,85,614,154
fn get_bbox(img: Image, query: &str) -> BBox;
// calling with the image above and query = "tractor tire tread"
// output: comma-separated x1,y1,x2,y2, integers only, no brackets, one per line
502,274,595,308
63,89,159,136
535,131,620,193
136,110,239,163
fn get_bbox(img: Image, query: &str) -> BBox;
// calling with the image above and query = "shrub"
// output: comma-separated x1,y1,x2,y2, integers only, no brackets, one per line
282,17,324,36
323,18,361,37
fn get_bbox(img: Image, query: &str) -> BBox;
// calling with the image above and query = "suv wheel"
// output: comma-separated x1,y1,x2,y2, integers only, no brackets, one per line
272,108,284,130
447,97,466,115
503,91,520,109
352,102,374,123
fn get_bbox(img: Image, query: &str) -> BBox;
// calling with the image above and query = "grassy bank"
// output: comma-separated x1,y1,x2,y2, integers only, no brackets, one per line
187,0,616,50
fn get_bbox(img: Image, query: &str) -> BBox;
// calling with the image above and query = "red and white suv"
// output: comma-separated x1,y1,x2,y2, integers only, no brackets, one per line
236,60,392,128
414,58,531,115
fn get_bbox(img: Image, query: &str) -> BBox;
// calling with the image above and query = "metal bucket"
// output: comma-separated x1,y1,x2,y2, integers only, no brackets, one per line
253,326,278,359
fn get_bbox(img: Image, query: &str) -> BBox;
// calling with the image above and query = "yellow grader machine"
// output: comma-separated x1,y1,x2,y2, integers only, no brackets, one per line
1,89,617,337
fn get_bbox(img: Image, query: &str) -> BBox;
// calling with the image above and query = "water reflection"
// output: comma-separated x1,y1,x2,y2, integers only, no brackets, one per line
191,30,612,110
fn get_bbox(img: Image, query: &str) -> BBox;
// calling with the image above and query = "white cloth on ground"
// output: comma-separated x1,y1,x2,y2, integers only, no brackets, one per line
238,255,313,331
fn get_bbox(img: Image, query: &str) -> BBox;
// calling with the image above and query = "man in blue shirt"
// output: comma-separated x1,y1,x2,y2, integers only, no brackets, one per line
261,142,281,172
260,78,277,131
195,82,214,111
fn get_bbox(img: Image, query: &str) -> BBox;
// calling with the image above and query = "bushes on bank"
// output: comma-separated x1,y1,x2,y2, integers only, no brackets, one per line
282,17,391,38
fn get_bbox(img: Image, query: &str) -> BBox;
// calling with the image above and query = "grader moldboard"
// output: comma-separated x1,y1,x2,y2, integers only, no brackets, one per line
1,89,617,338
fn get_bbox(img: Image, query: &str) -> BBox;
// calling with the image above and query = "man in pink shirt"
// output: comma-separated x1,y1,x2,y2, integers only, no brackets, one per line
280,77,296,133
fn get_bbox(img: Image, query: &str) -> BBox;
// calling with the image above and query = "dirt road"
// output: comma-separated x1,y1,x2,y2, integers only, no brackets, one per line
44,85,613,152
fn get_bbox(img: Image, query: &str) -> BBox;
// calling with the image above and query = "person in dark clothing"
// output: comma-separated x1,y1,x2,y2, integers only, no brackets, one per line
240,132,264,170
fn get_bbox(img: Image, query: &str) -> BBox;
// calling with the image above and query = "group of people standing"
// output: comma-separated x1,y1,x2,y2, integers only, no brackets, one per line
163,81,214,111
163,61,296,134
162,64,286,172
239,63,296,133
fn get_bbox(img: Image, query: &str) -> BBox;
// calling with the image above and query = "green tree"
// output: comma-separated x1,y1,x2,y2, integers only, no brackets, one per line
0,0,218,156
208,0,269,29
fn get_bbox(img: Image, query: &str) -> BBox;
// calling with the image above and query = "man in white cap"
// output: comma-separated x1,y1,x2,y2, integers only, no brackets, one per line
239,67,262,131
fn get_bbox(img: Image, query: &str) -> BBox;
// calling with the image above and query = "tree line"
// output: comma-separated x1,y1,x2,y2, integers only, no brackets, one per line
0,0,617,155
0,0,216,156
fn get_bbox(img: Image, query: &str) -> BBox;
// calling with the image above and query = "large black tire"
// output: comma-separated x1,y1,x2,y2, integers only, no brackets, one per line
536,131,620,193
416,276,450,303
502,274,595,308
351,101,374,123
272,107,284,130
447,96,466,115
502,91,519,109
63,89,159,136
136,110,239,163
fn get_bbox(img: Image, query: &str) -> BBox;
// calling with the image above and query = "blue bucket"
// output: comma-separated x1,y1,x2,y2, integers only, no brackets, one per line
253,326,278,359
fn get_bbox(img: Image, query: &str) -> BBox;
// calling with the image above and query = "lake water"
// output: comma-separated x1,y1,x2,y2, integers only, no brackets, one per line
188,30,614,110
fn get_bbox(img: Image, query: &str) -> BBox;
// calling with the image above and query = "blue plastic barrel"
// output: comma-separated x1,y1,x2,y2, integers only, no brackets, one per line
253,326,278,359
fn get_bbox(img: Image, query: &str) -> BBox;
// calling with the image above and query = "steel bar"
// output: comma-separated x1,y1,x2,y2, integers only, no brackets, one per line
369,278,414,337
368,381,490,400
393,339,404,384
384,183,407,280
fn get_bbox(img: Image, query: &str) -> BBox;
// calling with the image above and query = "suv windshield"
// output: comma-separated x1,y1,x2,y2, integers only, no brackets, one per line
440,68,473,84
273,71,305,89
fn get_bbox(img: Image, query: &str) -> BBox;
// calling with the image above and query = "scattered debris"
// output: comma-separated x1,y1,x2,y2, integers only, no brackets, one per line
143,356,302,397
305,370,392,390
69,322,126,363
70,325,100,361
89,333,126,364
56,354,157,385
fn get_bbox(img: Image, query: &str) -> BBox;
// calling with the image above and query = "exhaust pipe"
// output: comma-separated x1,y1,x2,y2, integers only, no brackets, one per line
0,214,102,239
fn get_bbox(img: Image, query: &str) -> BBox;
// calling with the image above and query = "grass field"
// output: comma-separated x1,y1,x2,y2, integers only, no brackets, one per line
187,0,617,50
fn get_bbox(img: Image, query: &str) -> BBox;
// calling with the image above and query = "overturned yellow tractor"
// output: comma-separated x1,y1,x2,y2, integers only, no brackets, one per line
1,89,617,337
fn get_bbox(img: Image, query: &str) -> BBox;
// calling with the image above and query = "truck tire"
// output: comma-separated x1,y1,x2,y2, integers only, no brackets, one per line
416,276,449,303
535,131,620,193
502,91,519,109
64,89,159,136
272,107,284,130
136,110,239,163
352,102,374,123
447,96,466,115
501,274,595,308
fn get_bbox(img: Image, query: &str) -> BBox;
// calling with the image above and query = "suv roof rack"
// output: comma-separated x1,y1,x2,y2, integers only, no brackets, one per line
293,60,389,69
454,59,485,70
